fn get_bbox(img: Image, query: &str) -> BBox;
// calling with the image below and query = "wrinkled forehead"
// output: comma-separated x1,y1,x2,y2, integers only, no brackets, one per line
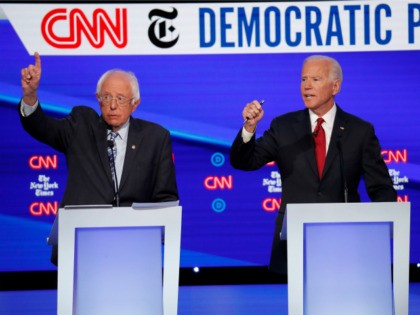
101,73,132,93
301,59,331,77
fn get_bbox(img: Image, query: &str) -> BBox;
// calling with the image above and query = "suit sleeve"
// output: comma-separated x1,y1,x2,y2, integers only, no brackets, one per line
152,130,179,202
19,102,77,153
230,122,279,171
361,124,397,202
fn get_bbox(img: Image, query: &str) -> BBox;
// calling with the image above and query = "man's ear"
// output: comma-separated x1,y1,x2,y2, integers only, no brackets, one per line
131,98,141,113
332,80,341,95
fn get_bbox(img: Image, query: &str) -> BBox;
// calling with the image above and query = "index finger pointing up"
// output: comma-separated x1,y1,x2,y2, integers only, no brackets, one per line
34,51,41,71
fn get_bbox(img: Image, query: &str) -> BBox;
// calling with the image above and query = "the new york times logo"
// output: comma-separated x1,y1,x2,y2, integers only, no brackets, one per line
148,8,179,48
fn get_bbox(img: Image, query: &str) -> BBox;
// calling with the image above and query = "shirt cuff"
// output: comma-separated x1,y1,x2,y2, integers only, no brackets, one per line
241,126,254,143
20,99,39,117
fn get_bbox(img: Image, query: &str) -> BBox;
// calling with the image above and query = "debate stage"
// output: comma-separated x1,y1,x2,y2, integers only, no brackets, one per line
1,283,420,314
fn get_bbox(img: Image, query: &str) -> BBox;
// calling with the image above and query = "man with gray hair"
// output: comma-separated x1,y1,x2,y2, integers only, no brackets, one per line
230,55,396,274
19,53,179,265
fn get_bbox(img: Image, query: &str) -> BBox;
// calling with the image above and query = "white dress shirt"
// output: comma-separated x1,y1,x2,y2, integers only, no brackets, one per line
308,104,337,154
110,122,128,185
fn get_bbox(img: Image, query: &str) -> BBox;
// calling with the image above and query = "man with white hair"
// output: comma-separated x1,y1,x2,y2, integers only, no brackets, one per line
19,52,179,265
230,55,396,274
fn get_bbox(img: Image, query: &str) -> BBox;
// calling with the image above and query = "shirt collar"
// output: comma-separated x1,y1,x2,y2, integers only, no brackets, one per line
309,103,337,128
108,120,129,142
116,120,129,142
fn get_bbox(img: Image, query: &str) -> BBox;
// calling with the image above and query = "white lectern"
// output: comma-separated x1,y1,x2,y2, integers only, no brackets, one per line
55,205,182,315
286,202,410,315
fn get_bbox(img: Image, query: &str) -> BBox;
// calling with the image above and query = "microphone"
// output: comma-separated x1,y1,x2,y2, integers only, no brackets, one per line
312,130,318,137
107,140,120,207
336,139,348,203
107,140,114,148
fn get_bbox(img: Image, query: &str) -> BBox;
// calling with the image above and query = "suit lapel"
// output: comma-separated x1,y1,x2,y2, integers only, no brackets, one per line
323,106,350,178
293,109,319,178
93,117,114,188
119,117,144,191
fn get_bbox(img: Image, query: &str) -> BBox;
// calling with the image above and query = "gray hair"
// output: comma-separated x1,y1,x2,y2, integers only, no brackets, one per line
304,55,343,83
96,69,141,103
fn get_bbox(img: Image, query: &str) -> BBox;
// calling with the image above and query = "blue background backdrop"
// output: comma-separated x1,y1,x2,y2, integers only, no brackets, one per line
0,16,418,271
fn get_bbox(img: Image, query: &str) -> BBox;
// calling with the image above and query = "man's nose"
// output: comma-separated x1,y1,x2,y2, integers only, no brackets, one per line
303,81,312,89
109,99,118,109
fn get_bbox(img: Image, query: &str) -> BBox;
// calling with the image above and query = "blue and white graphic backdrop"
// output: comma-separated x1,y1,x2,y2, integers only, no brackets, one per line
0,1,419,271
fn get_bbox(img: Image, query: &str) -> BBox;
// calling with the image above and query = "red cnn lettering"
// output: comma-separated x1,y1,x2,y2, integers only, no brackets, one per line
30,202,59,216
204,176,233,190
382,149,408,164
29,155,58,170
262,198,281,212
397,195,409,202
41,8,127,49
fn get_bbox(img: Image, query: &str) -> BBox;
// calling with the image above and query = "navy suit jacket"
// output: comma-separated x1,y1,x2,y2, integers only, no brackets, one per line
230,106,396,274
20,104,179,264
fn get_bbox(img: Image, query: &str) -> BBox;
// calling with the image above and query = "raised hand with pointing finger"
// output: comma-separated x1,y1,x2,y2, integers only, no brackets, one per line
21,52,41,106
18,54,179,265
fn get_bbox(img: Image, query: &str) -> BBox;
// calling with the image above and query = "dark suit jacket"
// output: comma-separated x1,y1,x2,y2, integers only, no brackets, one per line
230,106,396,274
20,104,179,264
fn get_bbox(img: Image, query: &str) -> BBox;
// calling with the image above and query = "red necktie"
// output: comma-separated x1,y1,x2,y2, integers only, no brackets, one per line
313,118,326,178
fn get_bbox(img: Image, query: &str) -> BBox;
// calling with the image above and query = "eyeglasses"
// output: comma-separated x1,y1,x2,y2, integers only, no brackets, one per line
98,94,134,106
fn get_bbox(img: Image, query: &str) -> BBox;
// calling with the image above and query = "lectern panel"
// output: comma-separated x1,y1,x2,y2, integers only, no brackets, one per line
304,222,393,315
57,206,182,315
74,226,163,315
287,202,410,315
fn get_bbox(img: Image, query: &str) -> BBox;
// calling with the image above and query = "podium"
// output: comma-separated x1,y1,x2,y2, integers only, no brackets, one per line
286,202,410,315
54,205,182,315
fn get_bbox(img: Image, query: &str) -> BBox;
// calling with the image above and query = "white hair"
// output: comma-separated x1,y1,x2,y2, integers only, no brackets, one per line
96,69,140,103
304,55,343,82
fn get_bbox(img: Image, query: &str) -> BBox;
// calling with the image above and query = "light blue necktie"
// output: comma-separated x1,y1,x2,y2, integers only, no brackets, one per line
107,131,119,191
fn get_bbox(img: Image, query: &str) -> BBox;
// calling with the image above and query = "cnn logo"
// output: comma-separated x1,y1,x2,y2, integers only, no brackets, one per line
204,175,233,190
382,149,407,164
41,8,128,49
30,202,58,216
262,198,282,212
29,155,58,170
